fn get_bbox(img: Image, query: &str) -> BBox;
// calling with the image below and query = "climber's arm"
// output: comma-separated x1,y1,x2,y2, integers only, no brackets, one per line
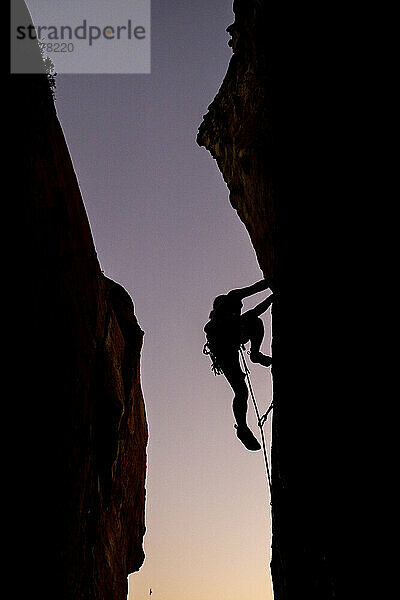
228,279,270,301
250,293,274,317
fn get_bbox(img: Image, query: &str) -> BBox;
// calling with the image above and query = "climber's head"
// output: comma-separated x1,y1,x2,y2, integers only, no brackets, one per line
212,294,227,309
211,294,242,318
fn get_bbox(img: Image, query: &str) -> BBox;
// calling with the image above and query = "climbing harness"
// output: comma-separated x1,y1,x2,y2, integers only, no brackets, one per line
239,346,273,501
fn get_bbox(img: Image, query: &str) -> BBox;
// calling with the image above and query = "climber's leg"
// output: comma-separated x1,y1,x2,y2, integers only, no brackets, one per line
226,369,248,428
219,354,247,424
241,312,272,367
219,354,261,451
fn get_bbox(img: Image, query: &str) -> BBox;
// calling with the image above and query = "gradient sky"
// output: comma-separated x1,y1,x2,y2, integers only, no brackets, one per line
43,1,274,598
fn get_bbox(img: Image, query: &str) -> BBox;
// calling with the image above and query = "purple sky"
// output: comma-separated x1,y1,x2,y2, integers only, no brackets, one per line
51,2,274,598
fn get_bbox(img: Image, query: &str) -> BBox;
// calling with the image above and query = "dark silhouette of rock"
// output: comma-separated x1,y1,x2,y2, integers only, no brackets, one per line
198,1,345,597
11,3,147,598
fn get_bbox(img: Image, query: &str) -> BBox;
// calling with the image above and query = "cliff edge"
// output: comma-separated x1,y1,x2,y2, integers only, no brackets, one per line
198,1,342,597
12,3,148,598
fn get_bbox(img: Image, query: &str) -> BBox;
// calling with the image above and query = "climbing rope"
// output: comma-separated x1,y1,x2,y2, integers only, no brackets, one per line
239,346,273,501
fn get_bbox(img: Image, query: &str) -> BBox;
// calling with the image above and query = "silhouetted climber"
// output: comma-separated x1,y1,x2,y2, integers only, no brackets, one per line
203,279,273,451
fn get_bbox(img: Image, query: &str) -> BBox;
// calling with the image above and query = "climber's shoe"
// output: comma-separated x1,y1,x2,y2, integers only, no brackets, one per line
235,424,261,451
249,351,272,367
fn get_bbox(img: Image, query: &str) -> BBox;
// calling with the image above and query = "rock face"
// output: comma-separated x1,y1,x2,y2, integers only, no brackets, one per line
197,1,276,282
13,3,147,598
198,1,341,598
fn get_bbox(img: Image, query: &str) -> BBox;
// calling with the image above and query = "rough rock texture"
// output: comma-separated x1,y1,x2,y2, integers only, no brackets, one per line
197,1,276,283
198,1,343,598
12,3,147,598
